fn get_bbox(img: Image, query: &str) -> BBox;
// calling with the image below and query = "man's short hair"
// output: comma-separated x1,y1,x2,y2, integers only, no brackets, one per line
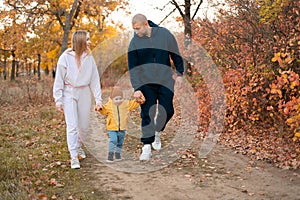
132,14,148,24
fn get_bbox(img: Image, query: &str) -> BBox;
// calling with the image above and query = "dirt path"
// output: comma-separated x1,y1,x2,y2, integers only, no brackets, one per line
80,110,300,200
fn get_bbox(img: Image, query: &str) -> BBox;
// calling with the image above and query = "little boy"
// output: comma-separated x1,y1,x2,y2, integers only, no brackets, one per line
98,87,145,162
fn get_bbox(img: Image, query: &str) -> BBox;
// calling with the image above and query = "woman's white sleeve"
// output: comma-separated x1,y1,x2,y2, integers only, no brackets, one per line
53,56,66,106
90,57,102,105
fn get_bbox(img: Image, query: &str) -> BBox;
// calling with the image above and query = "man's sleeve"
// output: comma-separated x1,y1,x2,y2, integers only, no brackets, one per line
168,32,184,76
128,41,142,91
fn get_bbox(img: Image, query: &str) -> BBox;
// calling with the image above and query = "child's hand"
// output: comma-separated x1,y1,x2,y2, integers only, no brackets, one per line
94,103,103,111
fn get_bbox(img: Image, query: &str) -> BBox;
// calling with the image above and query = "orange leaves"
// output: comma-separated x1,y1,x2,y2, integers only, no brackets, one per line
219,127,300,169
191,0,300,170
288,72,300,89
217,67,300,169
266,69,300,139
271,52,295,69
49,178,57,186
271,52,281,62
268,70,299,100
49,178,64,187
269,82,282,98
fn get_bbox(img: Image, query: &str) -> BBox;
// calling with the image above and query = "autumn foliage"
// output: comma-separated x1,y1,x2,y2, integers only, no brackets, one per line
189,0,299,169
1,0,299,170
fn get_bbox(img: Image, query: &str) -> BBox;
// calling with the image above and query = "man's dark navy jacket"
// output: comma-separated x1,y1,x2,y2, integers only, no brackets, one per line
127,21,184,91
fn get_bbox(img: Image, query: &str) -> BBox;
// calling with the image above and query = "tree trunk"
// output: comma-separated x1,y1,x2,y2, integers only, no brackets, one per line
37,53,41,80
34,63,36,75
59,28,70,56
4,57,7,80
184,0,192,48
44,65,49,75
16,61,19,77
10,50,15,81
58,0,79,56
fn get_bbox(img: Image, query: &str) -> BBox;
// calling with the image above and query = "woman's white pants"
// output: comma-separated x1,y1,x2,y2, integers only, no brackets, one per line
63,86,91,158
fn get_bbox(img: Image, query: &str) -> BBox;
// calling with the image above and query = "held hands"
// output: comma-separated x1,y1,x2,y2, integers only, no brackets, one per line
56,103,103,112
134,90,146,104
56,105,64,113
175,76,184,88
94,103,103,111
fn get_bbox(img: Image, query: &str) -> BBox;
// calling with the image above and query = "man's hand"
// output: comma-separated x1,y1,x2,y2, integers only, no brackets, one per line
175,76,184,88
56,105,64,113
134,90,145,103
94,103,103,111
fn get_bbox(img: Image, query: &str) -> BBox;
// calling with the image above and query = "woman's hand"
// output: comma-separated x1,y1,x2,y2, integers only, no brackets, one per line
56,105,64,113
94,103,103,111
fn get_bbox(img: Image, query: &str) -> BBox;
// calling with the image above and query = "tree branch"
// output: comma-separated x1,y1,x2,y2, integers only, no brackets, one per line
192,0,203,20
71,0,82,29
69,0,79,23
159,7,177,25
171,0,185,17
157,2,172,11
55,12,65,29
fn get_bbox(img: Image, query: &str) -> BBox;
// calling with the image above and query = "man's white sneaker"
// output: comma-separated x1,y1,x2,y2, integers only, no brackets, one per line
77,147,86,159
71,157,80,169
139,144,152,161
152,131,161,150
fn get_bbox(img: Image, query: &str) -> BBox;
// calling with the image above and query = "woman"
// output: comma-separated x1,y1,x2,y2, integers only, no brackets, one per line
53,30,103,169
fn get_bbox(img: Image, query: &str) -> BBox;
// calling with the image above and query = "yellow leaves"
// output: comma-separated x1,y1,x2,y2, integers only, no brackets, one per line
286,117,295,125
294,132,300,137
106,1,119,10
51,0,74,10
293,132,300,142
290,81,298,89
271,52,281,62
270,82,282,97
46,49,59,60
268,70,299,100
271,52,295,68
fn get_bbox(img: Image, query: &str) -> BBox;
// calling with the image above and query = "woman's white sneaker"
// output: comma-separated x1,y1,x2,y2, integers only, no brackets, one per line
77,147,86,159
71,157,80,169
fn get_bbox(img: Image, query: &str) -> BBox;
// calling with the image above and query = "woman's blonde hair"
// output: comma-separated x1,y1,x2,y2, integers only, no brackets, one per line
71,30,90,67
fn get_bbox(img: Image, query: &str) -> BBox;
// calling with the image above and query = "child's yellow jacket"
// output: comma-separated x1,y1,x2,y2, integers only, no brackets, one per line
99,98,140,131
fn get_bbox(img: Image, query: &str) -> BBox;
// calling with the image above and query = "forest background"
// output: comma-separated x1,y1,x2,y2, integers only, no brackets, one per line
0,0,299,199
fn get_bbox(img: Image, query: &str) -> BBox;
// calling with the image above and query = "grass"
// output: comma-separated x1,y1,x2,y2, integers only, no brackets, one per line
0,77,109,200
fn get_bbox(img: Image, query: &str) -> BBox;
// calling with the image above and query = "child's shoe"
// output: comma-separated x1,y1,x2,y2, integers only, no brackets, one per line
107,152,114,163
115,152,122,161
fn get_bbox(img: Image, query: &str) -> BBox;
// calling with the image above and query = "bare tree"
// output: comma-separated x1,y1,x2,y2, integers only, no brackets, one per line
158,0,204,75
167,0,204,47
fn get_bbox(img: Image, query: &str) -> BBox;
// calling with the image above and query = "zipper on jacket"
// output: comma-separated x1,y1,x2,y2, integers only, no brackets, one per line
117,106,120,131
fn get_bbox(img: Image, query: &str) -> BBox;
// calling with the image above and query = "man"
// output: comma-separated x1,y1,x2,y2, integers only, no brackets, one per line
128,14,184,161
